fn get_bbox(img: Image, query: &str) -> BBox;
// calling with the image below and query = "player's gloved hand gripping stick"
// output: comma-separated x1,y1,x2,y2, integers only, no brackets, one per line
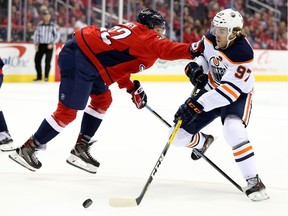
147,84,243,193
127,80,147,109
148,84,243,193
109,84,242,207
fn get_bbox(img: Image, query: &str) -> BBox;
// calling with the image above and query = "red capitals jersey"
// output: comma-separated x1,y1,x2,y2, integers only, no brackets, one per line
75,22,193,90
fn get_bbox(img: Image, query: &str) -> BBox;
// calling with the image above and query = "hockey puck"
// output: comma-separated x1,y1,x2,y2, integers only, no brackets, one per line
83,198,93,208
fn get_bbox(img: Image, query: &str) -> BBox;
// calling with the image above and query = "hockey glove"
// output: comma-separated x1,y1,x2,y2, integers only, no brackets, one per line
174,97,204,126
185,62,208,89
190,39,204,58
127,80,147,109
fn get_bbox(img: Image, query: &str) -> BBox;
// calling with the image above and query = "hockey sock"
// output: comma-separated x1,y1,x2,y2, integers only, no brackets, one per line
187,132,205,148
80,110,103,137
0,111,8,131
232,141,257,179
34,116,63,144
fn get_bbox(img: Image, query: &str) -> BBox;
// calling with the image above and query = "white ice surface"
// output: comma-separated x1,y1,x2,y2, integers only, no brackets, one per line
0,81,287,216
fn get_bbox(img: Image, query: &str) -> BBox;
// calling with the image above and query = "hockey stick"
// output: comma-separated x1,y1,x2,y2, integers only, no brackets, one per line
193,149,243,192
144,84,198,126
145,104,171,127
109,86,198,207
145,106,243,193
145,92,243,193
109,119,182,207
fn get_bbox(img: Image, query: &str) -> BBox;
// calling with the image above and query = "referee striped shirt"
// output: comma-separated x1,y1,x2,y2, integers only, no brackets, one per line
33,21,60,44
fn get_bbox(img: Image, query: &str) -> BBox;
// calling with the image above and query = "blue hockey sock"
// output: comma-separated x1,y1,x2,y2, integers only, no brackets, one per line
0,111,8,132
80,112,102,137
34,119,60,144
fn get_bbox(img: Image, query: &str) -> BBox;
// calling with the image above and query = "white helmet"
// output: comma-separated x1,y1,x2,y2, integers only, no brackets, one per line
211,8,244,49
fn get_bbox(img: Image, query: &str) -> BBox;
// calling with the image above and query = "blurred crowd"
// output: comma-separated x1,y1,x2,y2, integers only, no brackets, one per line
0,0,287,50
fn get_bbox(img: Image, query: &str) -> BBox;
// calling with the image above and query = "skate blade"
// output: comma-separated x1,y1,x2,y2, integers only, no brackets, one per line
9,152,36,172
66,154,97,174
248,189,270,202
0,143,14,152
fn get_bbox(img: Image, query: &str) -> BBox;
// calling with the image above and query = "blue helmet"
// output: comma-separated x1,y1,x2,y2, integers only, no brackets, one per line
137,8,165,30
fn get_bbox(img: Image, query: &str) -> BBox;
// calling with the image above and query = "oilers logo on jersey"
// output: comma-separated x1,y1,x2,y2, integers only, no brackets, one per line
208,56,228,85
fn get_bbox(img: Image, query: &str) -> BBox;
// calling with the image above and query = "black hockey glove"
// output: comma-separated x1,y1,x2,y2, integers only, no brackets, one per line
190,39,204,58
185,62,208,89
174,97,204,126
127,80,147,109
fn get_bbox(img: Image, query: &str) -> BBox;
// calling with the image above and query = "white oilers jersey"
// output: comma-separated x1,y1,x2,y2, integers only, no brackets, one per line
196,32,255,112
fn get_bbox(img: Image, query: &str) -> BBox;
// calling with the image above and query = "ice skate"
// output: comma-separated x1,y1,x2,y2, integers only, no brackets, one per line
0,131,14,152
9,136,42,172
191,133,214,160
66,133,100,174
244,174,269,201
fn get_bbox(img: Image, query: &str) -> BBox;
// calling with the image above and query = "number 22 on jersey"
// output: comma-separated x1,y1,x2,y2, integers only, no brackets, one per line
100,25,133,45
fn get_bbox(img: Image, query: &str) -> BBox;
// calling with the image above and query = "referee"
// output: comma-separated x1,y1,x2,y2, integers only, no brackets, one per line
33,9,60,82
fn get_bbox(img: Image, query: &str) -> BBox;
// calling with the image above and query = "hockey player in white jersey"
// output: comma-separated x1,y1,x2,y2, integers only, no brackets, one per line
172,8,269,201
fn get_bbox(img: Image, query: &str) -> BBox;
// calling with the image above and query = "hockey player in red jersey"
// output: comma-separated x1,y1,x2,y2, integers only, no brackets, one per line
172,8,269,201
0,57,13,151
9,9,203,173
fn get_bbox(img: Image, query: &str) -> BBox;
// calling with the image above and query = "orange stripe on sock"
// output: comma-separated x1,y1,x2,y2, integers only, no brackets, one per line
186,133,199,148
233,146,253,157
